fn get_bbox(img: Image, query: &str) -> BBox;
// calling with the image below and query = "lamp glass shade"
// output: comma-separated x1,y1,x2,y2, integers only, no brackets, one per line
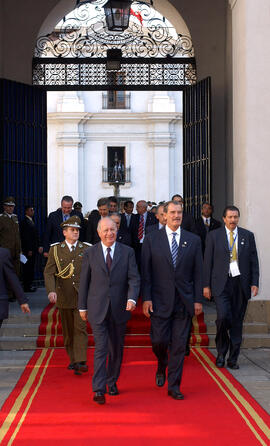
104,0,132,31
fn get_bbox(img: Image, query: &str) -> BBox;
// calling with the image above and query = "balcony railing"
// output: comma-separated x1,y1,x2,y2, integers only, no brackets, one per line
102,166,131,183
102,92,131,109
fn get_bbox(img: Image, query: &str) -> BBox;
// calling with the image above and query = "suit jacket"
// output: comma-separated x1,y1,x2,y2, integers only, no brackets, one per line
145,223,164,234
86,211,101,245
130,212,156,248
44,241,91,309
117,229,132,247
43,209,84,253
78,242,140,325
141,227,203,318
19,217,40,255
203,226,259,299
0,248,28,320
181,211,197,234
120,213,136,232
195,216,221,253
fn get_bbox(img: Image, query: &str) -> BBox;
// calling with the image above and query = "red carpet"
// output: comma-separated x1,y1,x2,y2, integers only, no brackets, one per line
37,302,209,348
0,348,269,445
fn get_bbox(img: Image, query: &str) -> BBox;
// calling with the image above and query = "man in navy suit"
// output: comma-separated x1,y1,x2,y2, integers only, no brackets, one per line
120,200,135,232
79,217,140,405
141,201,203,400
145,203,166,234
195,202,221,255
43,196,84,257
0,248,30,328
203,205,259,369
130,200,156,269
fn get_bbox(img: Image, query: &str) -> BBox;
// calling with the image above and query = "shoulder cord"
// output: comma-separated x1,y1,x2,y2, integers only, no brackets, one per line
54,245,74,279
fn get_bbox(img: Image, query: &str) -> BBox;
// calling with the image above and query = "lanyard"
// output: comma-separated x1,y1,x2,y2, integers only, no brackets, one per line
228,233,237,257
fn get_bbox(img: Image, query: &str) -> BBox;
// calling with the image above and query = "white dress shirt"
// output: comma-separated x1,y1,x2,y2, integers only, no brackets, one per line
225,226,238,253
165,225,181,250
65,241,78,252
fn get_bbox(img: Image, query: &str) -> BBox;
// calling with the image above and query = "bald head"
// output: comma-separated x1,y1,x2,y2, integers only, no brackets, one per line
136,200,147,215
97,217,117,247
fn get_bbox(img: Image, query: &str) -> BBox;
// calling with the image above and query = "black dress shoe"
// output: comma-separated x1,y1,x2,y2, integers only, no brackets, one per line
215,355,225,368
156,370,166,387
227,361,239,370
108,384,119,395
67,363,75,370
93,392,105,405
168,390,184,400
74,362,88,375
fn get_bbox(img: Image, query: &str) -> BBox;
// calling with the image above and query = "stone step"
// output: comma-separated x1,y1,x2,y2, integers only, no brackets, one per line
206,321,269,335
0,336,37,351
0,323,40,337
208,333,270,348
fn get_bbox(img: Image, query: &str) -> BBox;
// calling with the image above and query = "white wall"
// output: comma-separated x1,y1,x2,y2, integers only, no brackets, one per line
47,90,183,214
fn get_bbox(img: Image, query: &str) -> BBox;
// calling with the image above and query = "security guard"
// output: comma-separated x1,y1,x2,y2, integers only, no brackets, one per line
44,215,91,374
0,197,21,277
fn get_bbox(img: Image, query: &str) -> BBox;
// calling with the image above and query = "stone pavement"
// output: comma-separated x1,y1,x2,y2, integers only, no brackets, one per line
0,288,269,414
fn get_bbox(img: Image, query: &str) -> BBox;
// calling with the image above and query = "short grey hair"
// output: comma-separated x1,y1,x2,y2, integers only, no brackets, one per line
163,200,183,213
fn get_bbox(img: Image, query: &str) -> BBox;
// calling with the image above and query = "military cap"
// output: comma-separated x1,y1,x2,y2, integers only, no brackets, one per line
3,196,15,206
60,215,81,229
74,201,82,209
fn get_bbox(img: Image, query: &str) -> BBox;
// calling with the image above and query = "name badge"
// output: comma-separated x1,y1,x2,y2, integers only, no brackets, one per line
230,261,240,277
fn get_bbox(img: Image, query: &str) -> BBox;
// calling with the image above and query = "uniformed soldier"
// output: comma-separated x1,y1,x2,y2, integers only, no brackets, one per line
0,197,21,277
44,216,91,375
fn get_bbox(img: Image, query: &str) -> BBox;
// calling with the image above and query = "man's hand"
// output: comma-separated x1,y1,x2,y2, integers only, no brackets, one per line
38,247,43,254
21,303,30,313
251,286,259,297
203,287,212,300
80,310,88,321
28,251,33,257
48,292,57,303
194,303,203,316
143,300,153,318
126,300,136,312
43,252,49,258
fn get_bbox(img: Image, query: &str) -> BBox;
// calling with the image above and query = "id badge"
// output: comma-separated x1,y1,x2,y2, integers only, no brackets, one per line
230,261,240,277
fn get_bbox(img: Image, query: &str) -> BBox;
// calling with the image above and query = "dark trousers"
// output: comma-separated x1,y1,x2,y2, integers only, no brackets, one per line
22,254,35,290
91,306,127,393
150,296,191,392
214,276,248,363
58,308,88,364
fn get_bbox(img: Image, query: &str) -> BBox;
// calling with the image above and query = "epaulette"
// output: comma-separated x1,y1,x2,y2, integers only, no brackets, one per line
83,242,92,247
50,242,60,247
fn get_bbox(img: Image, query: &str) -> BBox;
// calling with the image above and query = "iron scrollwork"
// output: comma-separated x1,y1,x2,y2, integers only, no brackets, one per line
34,1,194,59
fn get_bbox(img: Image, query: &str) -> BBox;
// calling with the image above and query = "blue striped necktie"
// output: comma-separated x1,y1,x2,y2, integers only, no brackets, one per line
171,232,178,268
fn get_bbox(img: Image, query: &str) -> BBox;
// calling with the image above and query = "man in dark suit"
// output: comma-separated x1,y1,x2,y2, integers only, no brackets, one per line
172,194,197,233
130,200,156,269
79,217,140,404
120,200,135,232
43,196,84,257
141,201,203,400
0,248,30,328
195,202,221,254
86,198,110,245
145,203,166,234
19,205,43,292
110,213,132,246
203,205,259,369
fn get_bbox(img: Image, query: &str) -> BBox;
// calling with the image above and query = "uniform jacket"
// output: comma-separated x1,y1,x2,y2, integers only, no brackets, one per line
141,227,203,317
0,212,21,257
43,209,84,254
44,241,90,309
0,248,27,320
78,242,140,325
203,226,259,299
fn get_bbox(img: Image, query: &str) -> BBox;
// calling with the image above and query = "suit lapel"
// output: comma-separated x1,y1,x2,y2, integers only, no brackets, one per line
222,226,230,254
176,229,189,267
237,227,245,258
110,242,121,273
159,227,174,269
96,243,108,274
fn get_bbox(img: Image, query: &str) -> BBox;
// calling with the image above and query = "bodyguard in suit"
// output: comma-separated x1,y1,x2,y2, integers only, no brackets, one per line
195,202,221,254
203,205,259,369
119,200,135,232
130,200,156,269
86,198,110,245
145,203,166,234
44,216,90,375
110,213,132,246
43,196,84,257
79,217,140,405
0,248,30,328
20,205,43,292
141,201,203,400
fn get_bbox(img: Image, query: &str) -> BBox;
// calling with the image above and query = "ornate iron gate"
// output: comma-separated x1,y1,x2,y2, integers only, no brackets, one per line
0,79,47,278
183,77,211,218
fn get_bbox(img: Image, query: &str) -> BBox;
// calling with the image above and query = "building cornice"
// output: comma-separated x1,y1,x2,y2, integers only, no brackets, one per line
48,111,182,124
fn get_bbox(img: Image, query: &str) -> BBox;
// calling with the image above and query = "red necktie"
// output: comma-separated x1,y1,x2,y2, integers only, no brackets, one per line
138,215,144,240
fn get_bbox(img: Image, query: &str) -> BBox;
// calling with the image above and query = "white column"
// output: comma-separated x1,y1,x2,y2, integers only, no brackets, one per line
231,0,270,299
